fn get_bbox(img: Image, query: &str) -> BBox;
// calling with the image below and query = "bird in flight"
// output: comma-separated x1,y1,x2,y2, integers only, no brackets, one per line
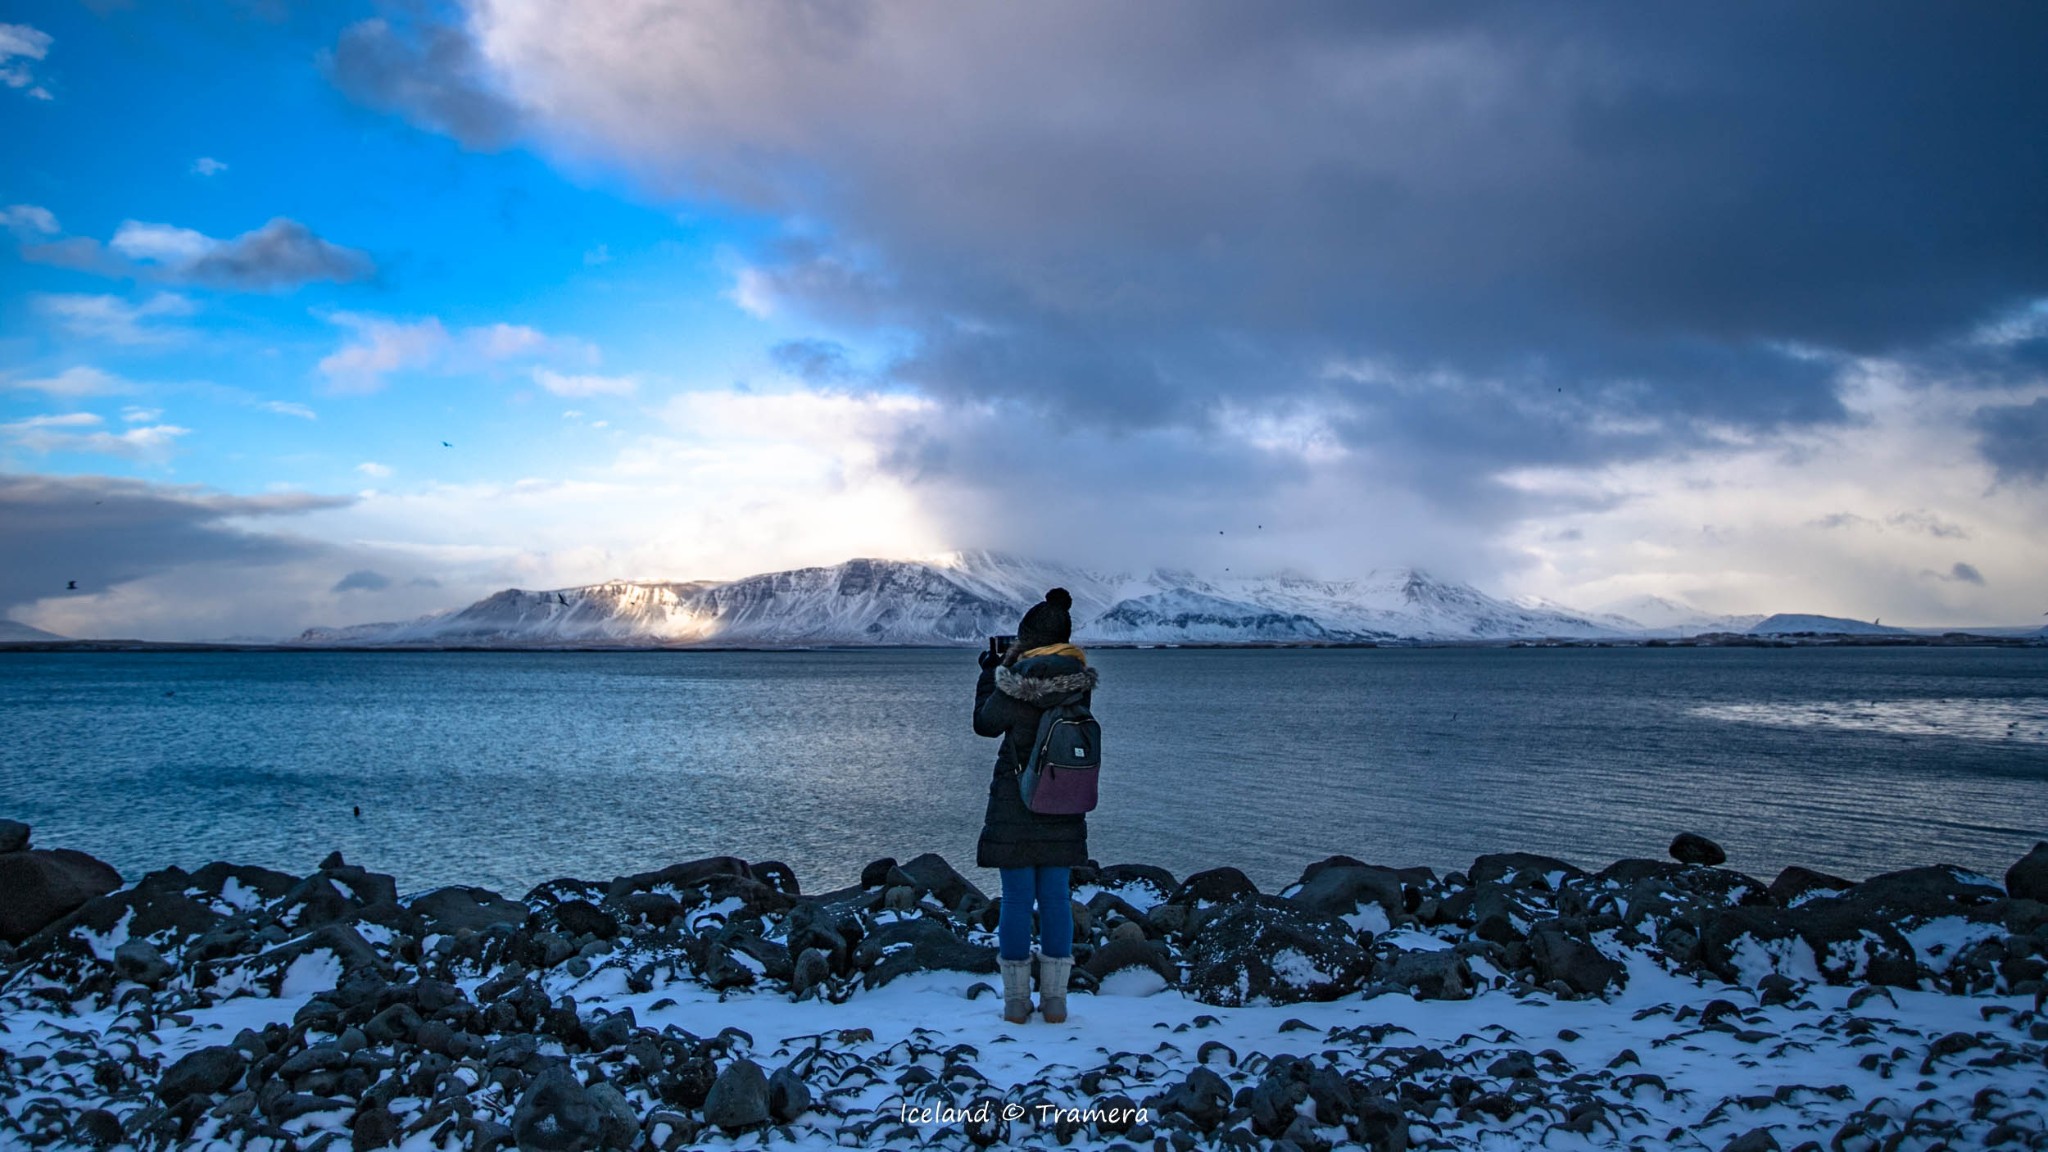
66,580,77,590
441,441,452,448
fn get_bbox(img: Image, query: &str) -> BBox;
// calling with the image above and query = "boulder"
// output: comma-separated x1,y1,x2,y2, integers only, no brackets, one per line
1669,833,1727,867
113,939,174,986
853,917,997,988
157,1045,247,1105
1184,898,1367,1006
408,886,528,935
0,847,123,943
1094,863,1180,903
703,1058,770,1134
1528,924,1626,996
1084,936,1179,986
1469,853,1583,890
897,852,984,908
767,1065,811,1124
1374,948,1476,1000
1169,867,1259,907
605,857,752,902
1839,866,2003,921
750,859,800,895
1286,864,1406,925
2007,842,2048,903
552,899,617,940
1768,865,1852,906
0,818,28,853
511,1064,602,1152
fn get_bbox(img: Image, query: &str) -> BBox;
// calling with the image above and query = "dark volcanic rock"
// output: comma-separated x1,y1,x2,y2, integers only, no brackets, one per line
0,818,27,853
553,899,617,940
1529,924,1627,996
853,917,997,988
408,885,528,935
703,1057,771,1133
113,939,174,985
768,1064,812,1123
511,1065,603,1152
1170,867,1259,907
1083,936,1179,985
897,852,984,908
1184,899,1366,1006
1669,832,1728,867
0,847,123,943
1768,865,1853,906
1469,853,1583,889
2007,842,2048,902
158,1045,246,1104
606,856,752,902
1287,863,1406,924
1375,948,1476,1001
1096,862,1180,900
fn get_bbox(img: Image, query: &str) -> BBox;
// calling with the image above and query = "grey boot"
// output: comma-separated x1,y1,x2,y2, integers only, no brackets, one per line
1037,955,1073,1024
999,958,1033,1024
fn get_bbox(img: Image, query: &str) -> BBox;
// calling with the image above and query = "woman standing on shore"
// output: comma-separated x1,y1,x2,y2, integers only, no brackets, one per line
973,588,1096,1024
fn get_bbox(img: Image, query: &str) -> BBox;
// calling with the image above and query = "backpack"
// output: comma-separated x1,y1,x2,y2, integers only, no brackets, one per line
1017,690,1101,815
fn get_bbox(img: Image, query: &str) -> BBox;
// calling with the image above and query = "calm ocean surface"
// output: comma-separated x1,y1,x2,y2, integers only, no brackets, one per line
2,647,2044,897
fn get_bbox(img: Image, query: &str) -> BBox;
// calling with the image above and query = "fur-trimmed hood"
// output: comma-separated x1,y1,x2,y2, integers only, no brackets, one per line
995,660,1099,704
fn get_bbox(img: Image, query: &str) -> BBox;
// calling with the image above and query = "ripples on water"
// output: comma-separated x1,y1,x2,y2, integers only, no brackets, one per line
1,647,2043,896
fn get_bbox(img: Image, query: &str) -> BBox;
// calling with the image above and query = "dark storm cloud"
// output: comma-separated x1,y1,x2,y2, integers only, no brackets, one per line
343,1,2048,566
0,473,351,613
332,569,392,592
1949,563,1985,587
325,11,522,149
1973,398,2048,484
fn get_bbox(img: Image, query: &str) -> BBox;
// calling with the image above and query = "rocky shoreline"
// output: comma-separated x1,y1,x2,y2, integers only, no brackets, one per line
3,823,2045,1151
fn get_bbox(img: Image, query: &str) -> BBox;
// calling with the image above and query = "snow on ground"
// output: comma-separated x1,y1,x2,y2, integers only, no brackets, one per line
5,944,2041,1150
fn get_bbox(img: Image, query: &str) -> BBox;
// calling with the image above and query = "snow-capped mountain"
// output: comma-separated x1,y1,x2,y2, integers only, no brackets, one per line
1746,613,1911,636
0,619,65,642
297,552,1722,647
1586,594,1766,637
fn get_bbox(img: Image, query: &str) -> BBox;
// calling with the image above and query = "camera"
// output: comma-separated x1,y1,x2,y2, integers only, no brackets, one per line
987,634,1016,657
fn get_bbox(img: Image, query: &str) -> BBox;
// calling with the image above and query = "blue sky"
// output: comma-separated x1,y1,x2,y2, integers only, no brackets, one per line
3,2,2045,638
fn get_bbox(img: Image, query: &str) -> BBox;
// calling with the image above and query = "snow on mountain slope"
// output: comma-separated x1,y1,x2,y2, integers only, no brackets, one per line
0,618,65,641
1589,593,1766,636
297,552,1738,647
1747,613,1912,636
1079,590,1347,643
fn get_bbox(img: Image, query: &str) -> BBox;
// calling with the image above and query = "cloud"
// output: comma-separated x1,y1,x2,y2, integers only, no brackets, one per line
190,157,228,176
1,203,58,239
5,366,136,398
1973,397,2048,484
1,413,191,460
317,312,602,393
0,22,53,100
317,314,449,392
341,3,2046,529
325,14,522,148
260,401,318,420
34,292,196,345
121,406,161,423
332,568,392,592
0,473,367,639
356,461,392,478
117,218,374,290
531,367,636,397
26,218,373,291
1948,562,1985,586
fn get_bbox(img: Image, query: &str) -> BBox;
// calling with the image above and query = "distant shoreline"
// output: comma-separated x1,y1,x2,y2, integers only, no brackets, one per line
2,631,2042,654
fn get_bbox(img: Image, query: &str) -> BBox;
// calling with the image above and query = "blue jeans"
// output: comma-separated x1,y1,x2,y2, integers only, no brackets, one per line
997,866,1073,961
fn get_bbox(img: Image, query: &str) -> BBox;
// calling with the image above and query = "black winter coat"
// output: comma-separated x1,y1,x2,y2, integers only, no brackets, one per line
973,650,1096,869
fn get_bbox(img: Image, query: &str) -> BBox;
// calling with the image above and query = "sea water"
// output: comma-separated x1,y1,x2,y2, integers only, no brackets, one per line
2,647,2043,896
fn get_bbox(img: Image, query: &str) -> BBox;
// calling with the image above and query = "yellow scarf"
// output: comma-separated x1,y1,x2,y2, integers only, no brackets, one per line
1017,642,1087,664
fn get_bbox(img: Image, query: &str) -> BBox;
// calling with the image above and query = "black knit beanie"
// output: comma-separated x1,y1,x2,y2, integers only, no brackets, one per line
1016,587,1073,651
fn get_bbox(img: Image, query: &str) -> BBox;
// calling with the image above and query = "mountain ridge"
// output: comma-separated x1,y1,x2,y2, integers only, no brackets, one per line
294,553,1769,647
